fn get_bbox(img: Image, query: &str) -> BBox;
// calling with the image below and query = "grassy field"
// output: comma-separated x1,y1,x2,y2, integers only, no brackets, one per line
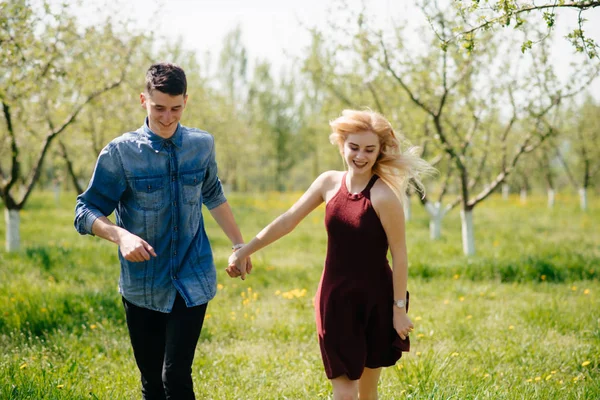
0,191,598,399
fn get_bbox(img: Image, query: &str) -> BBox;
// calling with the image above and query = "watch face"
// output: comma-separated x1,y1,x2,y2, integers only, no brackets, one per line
395,299,406,308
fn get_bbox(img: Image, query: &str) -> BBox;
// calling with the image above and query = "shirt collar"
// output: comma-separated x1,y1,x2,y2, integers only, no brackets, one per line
141,117,183,150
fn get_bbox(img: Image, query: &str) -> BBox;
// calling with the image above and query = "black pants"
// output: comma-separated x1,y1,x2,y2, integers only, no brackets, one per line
122,293,208,400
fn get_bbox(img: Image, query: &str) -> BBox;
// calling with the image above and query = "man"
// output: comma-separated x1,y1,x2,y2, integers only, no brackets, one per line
75,62,250,399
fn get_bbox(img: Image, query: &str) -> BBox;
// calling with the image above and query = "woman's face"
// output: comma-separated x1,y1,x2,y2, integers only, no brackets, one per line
343,131,380,174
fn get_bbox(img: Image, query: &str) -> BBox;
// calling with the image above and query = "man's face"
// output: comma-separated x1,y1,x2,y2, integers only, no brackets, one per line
140,90,188,139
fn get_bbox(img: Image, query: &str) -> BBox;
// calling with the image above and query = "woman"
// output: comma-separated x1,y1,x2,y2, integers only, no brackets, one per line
228,109,432,399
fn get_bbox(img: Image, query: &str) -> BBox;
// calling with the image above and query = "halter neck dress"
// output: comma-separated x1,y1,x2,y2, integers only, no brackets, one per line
314,173,410,380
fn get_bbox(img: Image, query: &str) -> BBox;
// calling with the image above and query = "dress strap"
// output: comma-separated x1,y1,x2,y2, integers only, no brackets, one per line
363,174,379,194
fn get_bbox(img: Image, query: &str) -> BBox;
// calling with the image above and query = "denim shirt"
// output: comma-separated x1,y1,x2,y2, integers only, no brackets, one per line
74,119,227,312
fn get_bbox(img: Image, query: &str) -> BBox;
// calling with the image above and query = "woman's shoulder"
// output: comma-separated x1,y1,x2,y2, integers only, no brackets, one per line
371,178,401,207
315,170,344,185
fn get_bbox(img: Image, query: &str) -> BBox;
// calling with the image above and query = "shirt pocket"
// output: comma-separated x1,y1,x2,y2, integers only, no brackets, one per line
181,170,205,205
132,176,167,211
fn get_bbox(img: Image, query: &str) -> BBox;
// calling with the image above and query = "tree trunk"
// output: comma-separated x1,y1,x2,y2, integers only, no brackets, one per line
547,188,555,209
502,183,509,200
5,208,20,252
404,196,412,222
579,187,588,211
520,188,527,204
460,209,475,256
425,201,446,240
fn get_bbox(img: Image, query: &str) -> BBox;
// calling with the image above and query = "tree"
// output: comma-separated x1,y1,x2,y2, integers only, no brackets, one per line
0,0,143,251
555,96,600,210
248,62,302,191
338,1,595,254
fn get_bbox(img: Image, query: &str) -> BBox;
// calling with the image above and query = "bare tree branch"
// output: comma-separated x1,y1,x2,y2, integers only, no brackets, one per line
17,66,129,209
1,101,19,209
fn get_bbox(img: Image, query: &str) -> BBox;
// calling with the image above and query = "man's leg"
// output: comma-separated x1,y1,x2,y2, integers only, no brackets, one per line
163,293,208,400
122,297,168,400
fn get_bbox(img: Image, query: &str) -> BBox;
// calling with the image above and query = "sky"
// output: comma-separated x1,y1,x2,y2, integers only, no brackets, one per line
70,0,413,70
68,0,599,94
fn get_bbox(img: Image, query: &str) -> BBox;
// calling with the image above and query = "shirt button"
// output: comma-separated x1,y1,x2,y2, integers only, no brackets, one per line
173,251,177,256
172,275,177,280
174,226,178,232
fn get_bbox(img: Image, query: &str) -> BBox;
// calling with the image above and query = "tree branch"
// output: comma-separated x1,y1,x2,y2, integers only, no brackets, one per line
1,101,19,209
447,1,600,45
17,70,128,208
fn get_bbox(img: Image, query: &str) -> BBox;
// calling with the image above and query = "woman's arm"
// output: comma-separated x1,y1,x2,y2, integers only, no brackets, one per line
372,182,414,340
226,171,334,278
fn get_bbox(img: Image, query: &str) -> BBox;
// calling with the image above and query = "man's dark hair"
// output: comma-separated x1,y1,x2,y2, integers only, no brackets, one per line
145,63,187,96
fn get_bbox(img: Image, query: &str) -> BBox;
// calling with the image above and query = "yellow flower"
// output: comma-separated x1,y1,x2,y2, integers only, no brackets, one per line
451,352,459,357
545,375,552,381
397,364,404,370
509,325,514,330
581,361,591,367
459,296,465,302
217,284,224,290
466,315,472,320
583,289,590,295
20,363,27,369
417,334,425,338
534,376,541,381
57,384,64,389
443,299,449,305
526,378,533,383
453,274,460,280
571,286,577,291
90,324,97,330
541,275,546,281
416,352,421,356
275,290,281,295
551,370,557,374
414,316,422,321
484,373,490,378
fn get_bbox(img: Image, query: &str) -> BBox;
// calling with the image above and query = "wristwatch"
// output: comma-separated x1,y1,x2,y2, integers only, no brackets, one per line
393,299,406,309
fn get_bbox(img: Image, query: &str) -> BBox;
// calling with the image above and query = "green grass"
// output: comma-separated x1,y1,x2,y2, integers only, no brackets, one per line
0,191,599,399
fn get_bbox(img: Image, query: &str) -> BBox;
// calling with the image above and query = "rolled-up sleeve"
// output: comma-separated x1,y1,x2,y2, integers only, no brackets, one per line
74,143,126,235
201,136,227,210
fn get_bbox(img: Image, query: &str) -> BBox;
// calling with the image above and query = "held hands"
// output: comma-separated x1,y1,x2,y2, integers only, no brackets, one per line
393,308,414,340
226,246,253,280
118,232,157,262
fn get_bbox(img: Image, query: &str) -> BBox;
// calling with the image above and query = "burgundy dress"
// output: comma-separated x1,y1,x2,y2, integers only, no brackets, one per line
315,173,409,380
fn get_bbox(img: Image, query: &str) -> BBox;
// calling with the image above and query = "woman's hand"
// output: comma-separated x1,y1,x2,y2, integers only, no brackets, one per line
393,308,414,340
226,248,252,279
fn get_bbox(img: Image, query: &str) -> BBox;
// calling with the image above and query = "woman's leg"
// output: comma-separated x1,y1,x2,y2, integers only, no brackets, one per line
331,375,359,400
358,367,382,400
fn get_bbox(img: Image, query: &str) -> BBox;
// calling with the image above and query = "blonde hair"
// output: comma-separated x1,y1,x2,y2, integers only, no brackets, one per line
329,109,433,204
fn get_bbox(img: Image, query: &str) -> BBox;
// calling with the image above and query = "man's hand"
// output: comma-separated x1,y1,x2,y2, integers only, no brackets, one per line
118,232,157,262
